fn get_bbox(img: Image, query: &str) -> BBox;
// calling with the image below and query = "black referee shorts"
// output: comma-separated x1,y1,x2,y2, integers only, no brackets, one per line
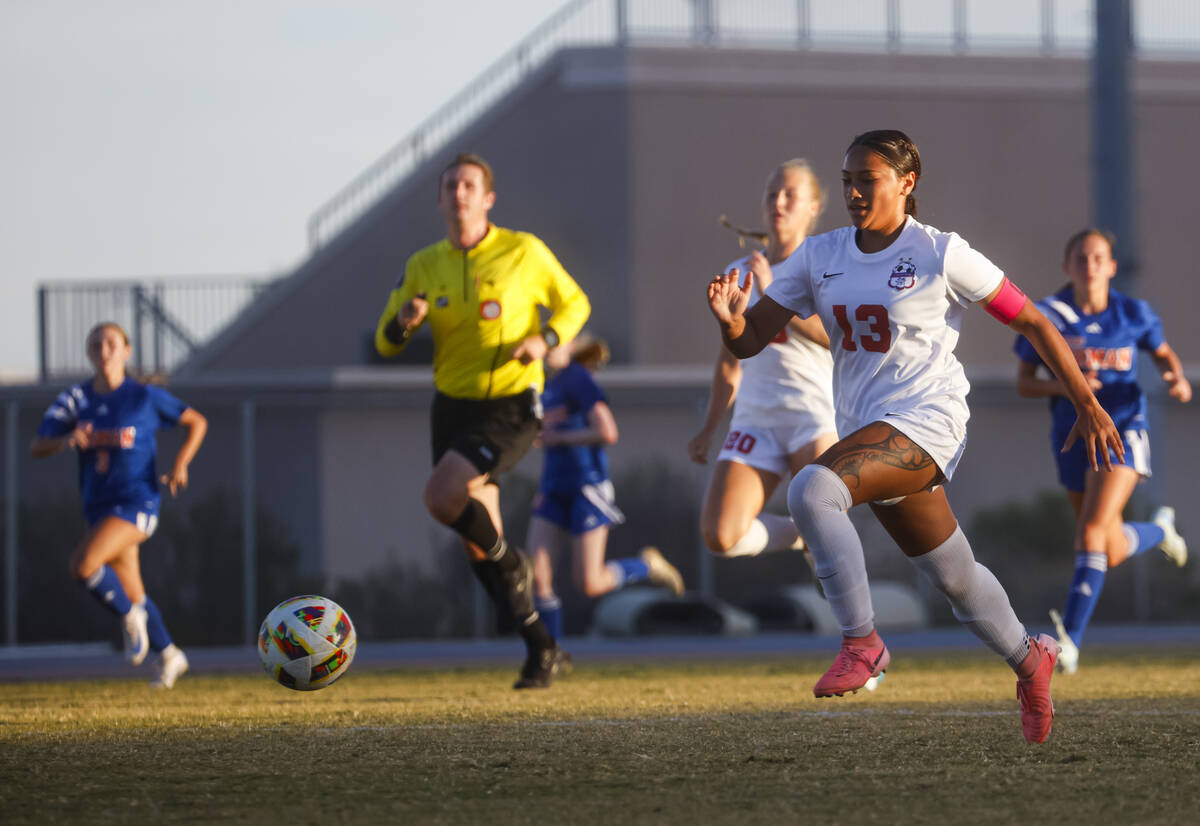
431,388,542,482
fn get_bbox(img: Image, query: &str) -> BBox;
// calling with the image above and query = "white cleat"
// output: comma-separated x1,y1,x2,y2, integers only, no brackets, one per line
122,604,150,666
150,645,189,689
1048,609,1079,675
1153,506,1188,568
640,546,685,596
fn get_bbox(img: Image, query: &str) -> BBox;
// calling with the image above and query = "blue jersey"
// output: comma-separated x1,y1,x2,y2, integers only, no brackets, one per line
1014,286,1164,443
539,363,610,492
37,378,189,514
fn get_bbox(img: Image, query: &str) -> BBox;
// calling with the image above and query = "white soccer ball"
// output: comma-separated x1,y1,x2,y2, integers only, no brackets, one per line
257,595,357,691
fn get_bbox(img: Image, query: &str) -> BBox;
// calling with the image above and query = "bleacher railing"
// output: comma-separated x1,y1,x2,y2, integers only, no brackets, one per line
305,0,1199,250
38,278,275,381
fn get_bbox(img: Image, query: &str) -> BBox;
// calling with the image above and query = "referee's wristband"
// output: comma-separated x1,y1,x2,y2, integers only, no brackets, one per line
383,317,412,346
540,326,560,349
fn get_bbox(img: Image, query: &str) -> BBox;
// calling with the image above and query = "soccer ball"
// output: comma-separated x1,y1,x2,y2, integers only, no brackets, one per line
257,595,357,691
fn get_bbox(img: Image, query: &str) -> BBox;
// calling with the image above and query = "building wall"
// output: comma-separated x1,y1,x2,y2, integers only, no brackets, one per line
618,47,1200,366
180,45,1200,377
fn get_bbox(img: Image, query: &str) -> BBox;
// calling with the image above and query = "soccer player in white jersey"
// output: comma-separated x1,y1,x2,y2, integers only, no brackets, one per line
707,130,1123,744
688,161,837,575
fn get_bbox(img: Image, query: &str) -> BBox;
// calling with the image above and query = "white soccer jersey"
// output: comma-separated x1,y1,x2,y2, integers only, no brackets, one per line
725,255,836,428
764,217,1004,468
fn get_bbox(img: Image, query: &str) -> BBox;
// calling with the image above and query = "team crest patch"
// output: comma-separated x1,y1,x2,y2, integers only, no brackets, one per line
480,299,502,319
888,257,917,290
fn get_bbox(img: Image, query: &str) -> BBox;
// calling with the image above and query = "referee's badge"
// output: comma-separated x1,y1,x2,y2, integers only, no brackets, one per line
480,299,502,319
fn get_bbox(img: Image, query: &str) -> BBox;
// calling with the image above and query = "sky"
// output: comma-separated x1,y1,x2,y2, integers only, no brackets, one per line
0,0,563,380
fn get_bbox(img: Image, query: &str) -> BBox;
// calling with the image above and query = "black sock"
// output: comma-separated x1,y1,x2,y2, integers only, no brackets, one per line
519,615,555,654
470,559,506,604
449,499,518,571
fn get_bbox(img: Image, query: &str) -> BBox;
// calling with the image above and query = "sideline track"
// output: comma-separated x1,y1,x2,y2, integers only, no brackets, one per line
2,623,1196,683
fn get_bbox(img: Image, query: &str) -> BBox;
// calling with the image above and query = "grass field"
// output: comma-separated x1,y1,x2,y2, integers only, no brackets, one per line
2,646,1197,825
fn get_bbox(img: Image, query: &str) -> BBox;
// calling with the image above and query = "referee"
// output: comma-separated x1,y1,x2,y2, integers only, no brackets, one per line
375,152,590,688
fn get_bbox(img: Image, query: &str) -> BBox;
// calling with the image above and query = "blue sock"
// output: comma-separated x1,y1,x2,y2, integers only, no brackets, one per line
607,557,650,588
535,596,562,640
1061,551,1107,646
1123,521,1165,559
141,596,172,652
83,566,132,617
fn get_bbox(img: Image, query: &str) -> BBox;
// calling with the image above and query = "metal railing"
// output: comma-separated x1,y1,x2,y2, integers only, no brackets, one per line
305,0,1200,251
37,278,275,381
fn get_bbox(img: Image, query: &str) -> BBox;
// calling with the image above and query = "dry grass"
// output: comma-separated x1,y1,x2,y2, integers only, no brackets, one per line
2,647,1197,825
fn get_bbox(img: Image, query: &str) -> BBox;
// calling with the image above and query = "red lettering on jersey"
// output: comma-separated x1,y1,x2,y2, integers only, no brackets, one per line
832,304,892,353
1076,346,1133,372
88,426,137,449
770,329,788,344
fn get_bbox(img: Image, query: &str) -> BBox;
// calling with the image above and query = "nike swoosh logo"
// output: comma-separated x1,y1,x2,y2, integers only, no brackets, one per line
871,649,885,668
822,272,844,279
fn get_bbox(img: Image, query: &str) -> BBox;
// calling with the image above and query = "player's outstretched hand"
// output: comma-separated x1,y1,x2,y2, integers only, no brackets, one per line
1061,401,1123,472
1163,370,1193,403
746,251,773,290
687,429,713,465
160,464,189,497
708,268,753,327
66,422,95,451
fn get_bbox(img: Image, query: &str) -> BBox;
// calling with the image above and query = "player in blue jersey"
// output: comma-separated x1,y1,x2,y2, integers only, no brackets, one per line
527,336,684,638
31,322,208,688
1015,229,1191,674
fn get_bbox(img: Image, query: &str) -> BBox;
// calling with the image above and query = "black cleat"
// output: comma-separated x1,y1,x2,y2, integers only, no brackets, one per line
513,645,572,690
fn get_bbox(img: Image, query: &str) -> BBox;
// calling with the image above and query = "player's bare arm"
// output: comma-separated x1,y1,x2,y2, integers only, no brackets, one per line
1152,341,1192,403
688,346,742,464
994,284,1123,470
542,401,618,448
1015,360,1101,399
161,407,208,497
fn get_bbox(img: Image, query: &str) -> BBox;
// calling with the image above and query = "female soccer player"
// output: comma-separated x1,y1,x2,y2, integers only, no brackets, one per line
31,322,207,688
529,336,684,638
688,160,837,573
1015,228,1190,674
708,129,1122,744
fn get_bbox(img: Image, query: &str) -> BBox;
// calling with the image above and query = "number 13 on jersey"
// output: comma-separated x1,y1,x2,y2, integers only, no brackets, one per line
832,304,892,352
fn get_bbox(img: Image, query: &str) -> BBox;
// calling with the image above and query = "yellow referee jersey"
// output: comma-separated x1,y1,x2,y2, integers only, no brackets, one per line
375,225,591,399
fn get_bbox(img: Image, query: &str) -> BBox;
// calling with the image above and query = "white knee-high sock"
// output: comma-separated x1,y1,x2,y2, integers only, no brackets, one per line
787,465,874,637
909,526,1031,667
721,513,803,557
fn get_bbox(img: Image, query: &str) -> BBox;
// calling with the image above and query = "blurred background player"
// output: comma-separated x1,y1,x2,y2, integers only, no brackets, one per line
1014,228,1191,674
374,152,590,689
30,322,207,688
688,160,837,585
528,335,684,639
709,129,1123,743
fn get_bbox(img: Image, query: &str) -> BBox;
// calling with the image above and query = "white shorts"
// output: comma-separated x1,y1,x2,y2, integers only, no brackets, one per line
718,410,835,478
838,394,970,482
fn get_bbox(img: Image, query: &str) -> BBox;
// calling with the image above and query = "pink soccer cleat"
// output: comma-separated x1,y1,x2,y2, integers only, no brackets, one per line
1017,633,1060,744
813,636,890,697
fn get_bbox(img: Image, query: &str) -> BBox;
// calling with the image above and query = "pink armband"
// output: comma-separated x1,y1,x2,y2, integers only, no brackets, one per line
983,278,1027,324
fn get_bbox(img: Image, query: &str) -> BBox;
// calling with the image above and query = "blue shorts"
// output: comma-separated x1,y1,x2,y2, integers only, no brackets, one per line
531,480,625,535
1054,426,1151,492
84,498,161,538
